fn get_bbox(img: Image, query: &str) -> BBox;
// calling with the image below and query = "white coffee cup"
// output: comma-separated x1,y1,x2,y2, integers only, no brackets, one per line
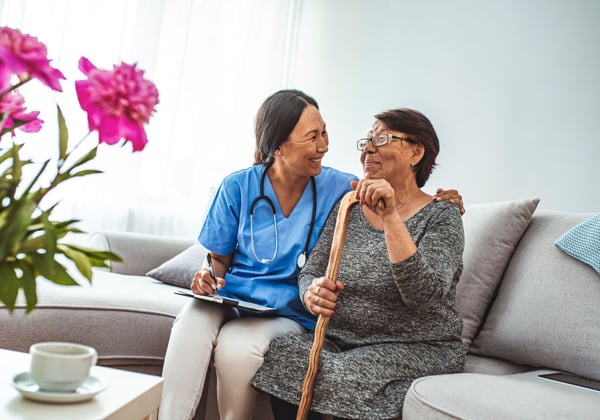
29,342,98,392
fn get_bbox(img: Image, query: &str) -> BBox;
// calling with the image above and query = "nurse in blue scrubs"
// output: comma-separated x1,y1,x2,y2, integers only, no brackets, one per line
160,89,357,420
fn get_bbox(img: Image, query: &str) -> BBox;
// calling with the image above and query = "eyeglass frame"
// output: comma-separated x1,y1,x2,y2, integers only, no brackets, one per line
356,132,414,151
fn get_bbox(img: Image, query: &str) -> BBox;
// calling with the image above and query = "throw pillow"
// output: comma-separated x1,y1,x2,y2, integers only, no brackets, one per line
456,198,540,350
146,244,208,288
554,213,600,274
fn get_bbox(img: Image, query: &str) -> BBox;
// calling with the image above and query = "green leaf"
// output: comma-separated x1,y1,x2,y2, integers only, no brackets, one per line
27,252,54,279
66,169,103,178
29,254,79,286
0,212,9,232
17,261,38,313
62,146,97,176
60,246,93,281
28,212,80,232
17,235,47,254
57,244,121,272
0,197,37,261
40,211,58,257
10,143,23,185
0,263,20,312
57,105,69,160
0,143,18,165
20,158,51,199
63,243,122,263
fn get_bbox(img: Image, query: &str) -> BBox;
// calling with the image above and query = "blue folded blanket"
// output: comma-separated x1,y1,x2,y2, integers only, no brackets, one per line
555,213,600,274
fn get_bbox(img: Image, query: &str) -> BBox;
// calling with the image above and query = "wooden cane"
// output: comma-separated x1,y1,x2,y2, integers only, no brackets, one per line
296,191,360,420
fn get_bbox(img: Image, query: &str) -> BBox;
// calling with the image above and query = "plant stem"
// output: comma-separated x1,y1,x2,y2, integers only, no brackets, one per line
0,76,33,97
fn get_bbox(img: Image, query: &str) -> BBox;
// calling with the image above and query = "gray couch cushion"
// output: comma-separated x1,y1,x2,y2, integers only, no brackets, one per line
457,198,540,350
470,210,600,381
464,354,535,375
402,370,600,419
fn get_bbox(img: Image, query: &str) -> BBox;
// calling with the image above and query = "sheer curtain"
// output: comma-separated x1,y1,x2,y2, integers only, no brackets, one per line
0,0,303,237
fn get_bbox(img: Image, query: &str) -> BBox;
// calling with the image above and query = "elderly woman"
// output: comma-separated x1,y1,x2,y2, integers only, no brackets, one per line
251,108,466,420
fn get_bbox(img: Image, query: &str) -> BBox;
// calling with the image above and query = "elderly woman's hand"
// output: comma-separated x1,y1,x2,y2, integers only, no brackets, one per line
303,276,344,316
351,178,394,216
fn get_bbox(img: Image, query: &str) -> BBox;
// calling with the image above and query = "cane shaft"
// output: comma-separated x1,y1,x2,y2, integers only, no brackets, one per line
296,191,359,420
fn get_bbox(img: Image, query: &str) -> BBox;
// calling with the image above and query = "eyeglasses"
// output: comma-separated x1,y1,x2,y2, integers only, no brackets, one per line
356,133,413,151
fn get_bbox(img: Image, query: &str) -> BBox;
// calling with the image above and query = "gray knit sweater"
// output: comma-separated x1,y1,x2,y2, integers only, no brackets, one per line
252,200,465,419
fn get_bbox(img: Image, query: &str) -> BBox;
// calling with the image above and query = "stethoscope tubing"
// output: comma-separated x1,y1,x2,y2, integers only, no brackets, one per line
249,164,316,267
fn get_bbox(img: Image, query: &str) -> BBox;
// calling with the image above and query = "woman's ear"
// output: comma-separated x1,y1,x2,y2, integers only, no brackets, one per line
412,143,425,166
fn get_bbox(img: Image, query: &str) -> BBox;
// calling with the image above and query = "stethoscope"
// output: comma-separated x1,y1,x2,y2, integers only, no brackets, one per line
249,166,316,268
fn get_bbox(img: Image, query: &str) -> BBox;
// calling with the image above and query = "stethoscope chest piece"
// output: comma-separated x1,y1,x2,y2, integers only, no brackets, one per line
297,252,306,269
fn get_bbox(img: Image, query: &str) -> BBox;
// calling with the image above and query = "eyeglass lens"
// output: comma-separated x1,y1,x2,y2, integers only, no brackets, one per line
357,133,391,151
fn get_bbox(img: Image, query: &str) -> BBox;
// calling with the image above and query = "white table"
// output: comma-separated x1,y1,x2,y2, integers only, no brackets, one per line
1,348,163,419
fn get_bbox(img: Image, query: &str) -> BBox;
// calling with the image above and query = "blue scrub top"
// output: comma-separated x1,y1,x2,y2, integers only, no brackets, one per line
198,165,357,329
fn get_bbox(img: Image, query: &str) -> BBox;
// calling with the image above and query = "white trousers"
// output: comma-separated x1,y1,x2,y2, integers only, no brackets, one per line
159,299,305,420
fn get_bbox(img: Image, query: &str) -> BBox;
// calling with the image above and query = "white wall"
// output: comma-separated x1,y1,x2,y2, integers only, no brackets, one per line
290,0,600,212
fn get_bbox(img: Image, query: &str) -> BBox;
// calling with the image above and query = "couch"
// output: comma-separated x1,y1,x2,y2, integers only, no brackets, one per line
402,201,600,419
1,198,599,419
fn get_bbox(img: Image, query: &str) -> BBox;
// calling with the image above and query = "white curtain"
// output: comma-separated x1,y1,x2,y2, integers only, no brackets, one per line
0,0,303,238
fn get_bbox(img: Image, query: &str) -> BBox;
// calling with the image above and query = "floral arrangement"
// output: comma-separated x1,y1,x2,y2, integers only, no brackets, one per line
0,27,159,312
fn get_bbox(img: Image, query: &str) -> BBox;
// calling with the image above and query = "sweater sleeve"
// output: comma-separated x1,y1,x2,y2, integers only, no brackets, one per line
391,203,464,310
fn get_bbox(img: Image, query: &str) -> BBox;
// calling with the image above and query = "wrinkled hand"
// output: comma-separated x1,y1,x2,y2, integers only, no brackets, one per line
303,277,344,316
351,179,393,216
191,269,225,295
434,188,465,215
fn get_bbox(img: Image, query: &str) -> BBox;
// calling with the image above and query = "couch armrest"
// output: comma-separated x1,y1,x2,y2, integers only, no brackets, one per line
90,231,196,276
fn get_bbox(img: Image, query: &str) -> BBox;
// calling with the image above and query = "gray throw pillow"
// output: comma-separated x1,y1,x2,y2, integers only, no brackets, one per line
457,198,540,350
146,244,208,288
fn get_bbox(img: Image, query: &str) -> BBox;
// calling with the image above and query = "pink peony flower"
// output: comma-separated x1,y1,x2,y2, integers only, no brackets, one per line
0,27,65,92
0,90,43,136
75,57,159,152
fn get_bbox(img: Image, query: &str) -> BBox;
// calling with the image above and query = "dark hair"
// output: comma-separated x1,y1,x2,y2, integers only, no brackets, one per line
253,89,319,165
374,108,439,187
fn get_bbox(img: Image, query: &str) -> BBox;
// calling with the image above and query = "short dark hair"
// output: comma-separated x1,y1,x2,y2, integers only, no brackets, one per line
254,89,319,165
374,108,439,187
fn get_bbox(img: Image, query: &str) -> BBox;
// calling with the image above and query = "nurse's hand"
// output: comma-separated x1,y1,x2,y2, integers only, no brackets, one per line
433,188,465,215
304,276,344,316
191,269,225,295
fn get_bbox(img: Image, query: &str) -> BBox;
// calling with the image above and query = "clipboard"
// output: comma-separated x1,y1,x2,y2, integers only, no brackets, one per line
174,290,277,314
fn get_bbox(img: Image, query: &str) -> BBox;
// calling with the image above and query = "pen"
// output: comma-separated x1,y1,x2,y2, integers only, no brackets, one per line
206,253,218,292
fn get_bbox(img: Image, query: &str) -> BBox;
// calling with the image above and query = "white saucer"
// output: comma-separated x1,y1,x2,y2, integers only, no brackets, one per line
12,372,108,403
